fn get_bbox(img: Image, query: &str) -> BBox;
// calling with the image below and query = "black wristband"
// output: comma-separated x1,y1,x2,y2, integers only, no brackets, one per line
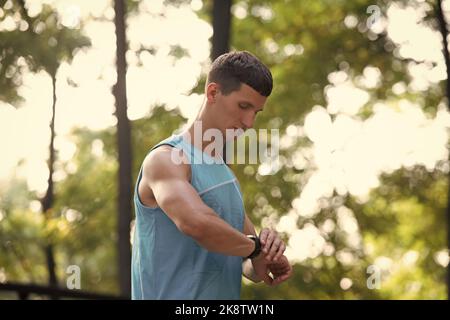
245,235,261,260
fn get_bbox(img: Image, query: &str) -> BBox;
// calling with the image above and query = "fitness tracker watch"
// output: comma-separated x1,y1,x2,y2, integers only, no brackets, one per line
245,235,262,260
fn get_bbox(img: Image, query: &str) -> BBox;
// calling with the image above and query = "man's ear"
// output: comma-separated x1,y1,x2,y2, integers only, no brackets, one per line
206,82,220,103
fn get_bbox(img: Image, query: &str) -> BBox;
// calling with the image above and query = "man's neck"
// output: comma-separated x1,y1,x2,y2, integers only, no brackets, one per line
181,118,224,159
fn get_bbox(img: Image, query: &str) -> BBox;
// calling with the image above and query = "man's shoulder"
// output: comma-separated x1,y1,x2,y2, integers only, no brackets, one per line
143,145,191,181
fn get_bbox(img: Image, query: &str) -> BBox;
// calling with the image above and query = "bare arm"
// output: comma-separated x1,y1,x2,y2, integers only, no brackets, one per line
142,146,256,258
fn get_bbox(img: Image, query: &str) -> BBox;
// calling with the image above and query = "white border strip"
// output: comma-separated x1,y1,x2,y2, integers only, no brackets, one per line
198,178,237,195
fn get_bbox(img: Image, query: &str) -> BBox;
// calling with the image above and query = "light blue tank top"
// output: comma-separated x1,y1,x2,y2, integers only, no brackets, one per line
131,134,245,299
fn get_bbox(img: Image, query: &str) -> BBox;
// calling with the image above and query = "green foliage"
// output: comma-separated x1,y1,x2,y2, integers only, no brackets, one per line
0,1,90,106
56,106,184,294
0,105,185,295
228,0,446,299
0,0,447,299
347,165,447,299
0,177,47,286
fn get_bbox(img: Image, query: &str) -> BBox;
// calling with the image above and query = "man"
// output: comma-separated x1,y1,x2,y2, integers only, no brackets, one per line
131,51,292,300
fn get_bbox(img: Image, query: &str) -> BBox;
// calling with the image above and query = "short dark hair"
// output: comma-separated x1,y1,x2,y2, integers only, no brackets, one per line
207,51,273,97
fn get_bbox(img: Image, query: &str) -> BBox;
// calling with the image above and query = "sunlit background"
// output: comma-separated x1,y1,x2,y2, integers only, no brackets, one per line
0,0,449,299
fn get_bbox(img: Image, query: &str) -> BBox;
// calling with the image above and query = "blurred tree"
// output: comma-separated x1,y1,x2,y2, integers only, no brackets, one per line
435,0,450,298
1,0,447,300
0,0,90,290
0,177,43,286
0,105,184,296
52,106,184,294
113,0,132,298
346,165,447,298
209,0,448,298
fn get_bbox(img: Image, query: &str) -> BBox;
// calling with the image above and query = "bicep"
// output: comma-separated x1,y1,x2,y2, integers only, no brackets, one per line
152,177,207,226
143,148,211,235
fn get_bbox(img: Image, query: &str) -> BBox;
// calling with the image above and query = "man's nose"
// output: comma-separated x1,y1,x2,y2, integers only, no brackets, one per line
241,113,255,130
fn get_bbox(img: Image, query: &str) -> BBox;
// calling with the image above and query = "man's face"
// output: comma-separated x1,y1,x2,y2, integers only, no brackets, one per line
208,82,267,138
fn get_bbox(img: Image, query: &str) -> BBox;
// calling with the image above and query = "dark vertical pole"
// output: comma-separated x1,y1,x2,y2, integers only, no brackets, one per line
211,0,232,61
41,74,58,299
211,0,233,163
436,0,450,300
114,0,132,298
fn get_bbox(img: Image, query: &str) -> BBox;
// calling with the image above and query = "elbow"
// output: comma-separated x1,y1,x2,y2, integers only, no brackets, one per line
177,217,206,240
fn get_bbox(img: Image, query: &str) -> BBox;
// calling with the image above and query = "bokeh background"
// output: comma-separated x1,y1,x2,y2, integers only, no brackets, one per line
0,0,449,299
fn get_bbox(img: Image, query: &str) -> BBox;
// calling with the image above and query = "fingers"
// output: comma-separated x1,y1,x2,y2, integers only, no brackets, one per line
259,228,270,251
271,263,293,286
268,261,288,272
266,237,279,260
259,228,286,261
271,240,286,262
260,271,273,286
272,265,291,277
266,255,292,286
258,255,292,287
268,261,290,275
259,228,269,244
272,272,290,286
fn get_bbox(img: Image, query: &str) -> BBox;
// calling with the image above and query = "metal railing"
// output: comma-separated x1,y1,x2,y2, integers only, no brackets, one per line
0,282,128,300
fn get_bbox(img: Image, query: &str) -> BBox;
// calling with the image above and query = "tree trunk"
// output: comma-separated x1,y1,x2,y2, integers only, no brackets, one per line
211,0,232,61
211,0,232,163
19,0,59,296
113,0,132,298
41,74,58,297
436,0,450,300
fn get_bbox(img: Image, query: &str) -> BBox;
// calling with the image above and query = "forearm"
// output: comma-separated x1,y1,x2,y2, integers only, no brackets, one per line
190,209,255,258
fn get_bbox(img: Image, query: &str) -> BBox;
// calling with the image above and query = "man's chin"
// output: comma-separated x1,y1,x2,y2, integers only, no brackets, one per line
224,128,245,141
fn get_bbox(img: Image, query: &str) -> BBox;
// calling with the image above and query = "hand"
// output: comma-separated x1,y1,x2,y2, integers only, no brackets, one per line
251,254,292,286
250,253,273,285
267,255,293,286
259,228,286,262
